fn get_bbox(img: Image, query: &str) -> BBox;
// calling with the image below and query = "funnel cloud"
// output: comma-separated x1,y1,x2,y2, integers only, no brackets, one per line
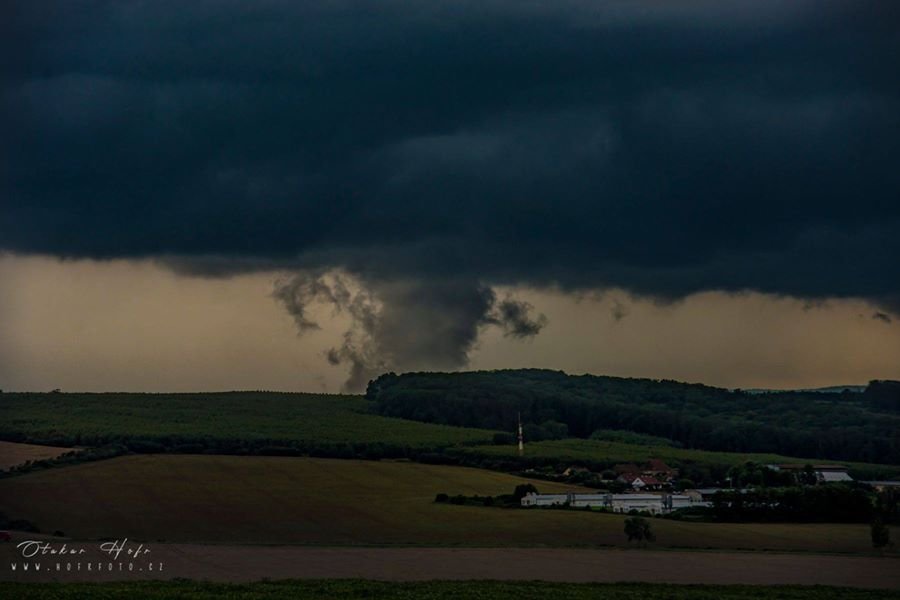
273,273,546,390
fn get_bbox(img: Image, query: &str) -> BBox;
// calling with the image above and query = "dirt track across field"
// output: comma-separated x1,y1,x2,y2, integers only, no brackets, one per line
2,543,899,589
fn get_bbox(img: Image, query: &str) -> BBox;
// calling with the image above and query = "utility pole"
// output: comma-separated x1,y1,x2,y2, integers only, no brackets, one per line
517,412,524,457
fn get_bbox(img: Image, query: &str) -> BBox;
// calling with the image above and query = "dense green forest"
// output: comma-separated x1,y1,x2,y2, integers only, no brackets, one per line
367,370,900,465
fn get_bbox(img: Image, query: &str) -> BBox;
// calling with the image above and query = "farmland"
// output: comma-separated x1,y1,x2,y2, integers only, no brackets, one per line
0,441,75,471
0,455,887,553
0,392,497,452
4,391,898,482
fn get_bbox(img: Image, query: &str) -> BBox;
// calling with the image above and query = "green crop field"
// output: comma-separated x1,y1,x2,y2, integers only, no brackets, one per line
6,391,897,481
0,455,887,553
459,439,900,480
2,581,898,600
0,392,497,450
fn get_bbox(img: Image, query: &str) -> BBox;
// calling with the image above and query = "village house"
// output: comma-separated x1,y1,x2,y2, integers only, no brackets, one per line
562,465,591,478
813,465,853,483
765,463,853,484
683,488,721,507
617,473,666,491
613,459,678,488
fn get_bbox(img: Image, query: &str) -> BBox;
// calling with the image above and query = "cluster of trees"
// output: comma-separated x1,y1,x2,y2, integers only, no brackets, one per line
523,421,568,442
871,488,898,549
624,517,656,546
874,488,900,524
434,493,500,507
694,484,898,548
724,461,797,488
0,436,470,473
433,484,539,509
368,370,900,464
707,485,876,523
865,380,900,413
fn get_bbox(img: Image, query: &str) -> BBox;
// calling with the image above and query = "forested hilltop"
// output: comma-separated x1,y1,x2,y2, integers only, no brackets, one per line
367,370,900,465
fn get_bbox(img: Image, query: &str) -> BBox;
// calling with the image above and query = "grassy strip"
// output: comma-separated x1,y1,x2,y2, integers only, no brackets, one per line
1,581,898,599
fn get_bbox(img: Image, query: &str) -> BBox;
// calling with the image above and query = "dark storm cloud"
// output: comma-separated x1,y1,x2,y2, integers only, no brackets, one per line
488,297,548,339
3,1,900,310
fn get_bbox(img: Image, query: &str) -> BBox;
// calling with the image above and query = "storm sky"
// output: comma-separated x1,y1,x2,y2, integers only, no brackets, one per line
2,1,899,392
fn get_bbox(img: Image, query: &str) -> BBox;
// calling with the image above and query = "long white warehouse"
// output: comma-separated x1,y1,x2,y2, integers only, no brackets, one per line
521,492,697,514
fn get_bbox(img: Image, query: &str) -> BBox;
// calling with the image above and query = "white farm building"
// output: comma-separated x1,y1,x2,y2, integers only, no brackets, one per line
521,492,696,514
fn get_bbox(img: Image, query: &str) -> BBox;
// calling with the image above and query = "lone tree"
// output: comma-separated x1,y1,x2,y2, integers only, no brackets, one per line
871,517,891,549
624,517,656,546
798,464,818,486
513,483,538,500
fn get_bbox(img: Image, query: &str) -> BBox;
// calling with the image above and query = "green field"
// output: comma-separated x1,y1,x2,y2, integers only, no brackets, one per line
2,581,898,600
0,455,887,553
5,392,898,482
459,439,900,479
0,392,497,450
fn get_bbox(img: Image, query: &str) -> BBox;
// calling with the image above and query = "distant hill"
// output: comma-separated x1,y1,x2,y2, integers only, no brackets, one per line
367,370,900,465
744,385,866,394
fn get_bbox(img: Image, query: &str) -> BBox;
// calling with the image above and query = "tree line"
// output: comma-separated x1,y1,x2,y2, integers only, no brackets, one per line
367,370,900,464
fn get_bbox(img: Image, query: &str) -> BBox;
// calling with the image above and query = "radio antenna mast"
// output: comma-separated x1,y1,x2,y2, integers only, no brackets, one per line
517,412,524,456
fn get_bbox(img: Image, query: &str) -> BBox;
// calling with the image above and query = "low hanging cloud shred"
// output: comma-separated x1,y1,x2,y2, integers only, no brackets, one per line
273,273,547,391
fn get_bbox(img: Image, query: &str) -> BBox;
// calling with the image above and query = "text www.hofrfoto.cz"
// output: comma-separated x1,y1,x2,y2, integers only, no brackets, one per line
9,539,163,576
9,561,164,573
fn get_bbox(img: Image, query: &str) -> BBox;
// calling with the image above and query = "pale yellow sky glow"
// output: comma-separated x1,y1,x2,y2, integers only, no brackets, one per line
1,254,898,393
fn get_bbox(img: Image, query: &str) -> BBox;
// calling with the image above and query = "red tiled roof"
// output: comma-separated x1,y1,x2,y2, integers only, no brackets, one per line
619,474,664,486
